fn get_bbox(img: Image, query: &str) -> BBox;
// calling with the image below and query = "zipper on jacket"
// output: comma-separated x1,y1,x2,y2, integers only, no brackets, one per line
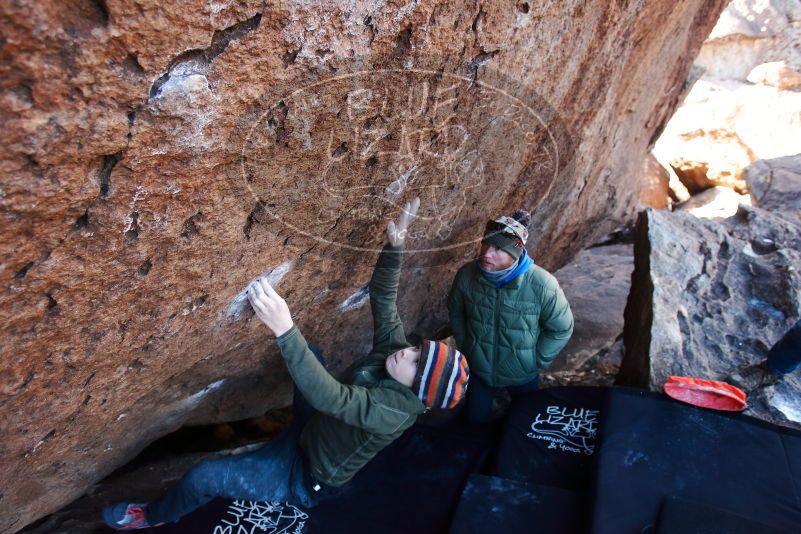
492,286,500,385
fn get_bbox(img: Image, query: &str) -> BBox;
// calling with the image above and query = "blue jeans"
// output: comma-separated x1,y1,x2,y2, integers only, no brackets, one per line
147,345,328,525
766,319,801,375
466,373,539,424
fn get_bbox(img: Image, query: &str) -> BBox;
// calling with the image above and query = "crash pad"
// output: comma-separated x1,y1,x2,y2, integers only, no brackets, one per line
448,474,585,534
133,424,492,533
589,388,801,533
487,386,607,491
655,495,798,534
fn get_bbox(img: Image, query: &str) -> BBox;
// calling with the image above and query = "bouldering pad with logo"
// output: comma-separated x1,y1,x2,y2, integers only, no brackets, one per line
128,423,492,533
487,386,608,491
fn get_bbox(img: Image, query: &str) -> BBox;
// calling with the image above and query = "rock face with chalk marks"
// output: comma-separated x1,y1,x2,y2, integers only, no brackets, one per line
0,0,726,530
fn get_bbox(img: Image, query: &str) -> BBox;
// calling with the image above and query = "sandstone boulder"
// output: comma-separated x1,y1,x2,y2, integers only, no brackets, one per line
640,154,671,209
618,207,801,430
747,60,801,91
651,151,691,203
664,129,754,194
674,185,751,220
745,154,801,220
655,78,801,194
542,244,632,388
655,0,801,197
0,0,728,529
696,0,801,81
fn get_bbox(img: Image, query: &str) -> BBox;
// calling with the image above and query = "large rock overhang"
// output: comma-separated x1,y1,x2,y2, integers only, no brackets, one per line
0,1,727,530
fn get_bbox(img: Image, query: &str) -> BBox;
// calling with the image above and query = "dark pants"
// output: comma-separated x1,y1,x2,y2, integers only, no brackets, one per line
147,345,331,525
766,319,801,375
466,373,539,424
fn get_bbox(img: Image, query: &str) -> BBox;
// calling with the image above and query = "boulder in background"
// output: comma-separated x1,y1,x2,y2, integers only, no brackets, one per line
674,185,751,219
747,60,801,91
618,207,801,429
542,244,632,387
655,0,801,197
745,154,801,220
640,154,671,209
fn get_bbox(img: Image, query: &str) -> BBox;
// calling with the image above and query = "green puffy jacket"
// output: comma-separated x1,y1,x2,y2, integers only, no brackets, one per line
448,260,573,388
274,243,425,488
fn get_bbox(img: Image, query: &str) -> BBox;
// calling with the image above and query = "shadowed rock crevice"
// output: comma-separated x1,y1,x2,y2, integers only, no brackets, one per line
618,211,655,387
392,25,413,58
90,0,109,26
98,152,122,198
148,13,263,100
137,259,152,276
364,15,376,46
243,201,267,240
124,212,140,243
72,209,89,231
180,212,203,240
14,262,34,280
120,53,145,78
281,47,301,67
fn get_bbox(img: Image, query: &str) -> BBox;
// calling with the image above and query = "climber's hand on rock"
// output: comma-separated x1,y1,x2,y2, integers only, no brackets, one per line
247,278,294,337
387,196,420,247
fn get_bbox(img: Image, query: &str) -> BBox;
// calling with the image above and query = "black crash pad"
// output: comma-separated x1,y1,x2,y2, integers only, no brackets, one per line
448,474,585,534
589,388,801,534
132,424,492,533
655,495,798,534
488,386,607,491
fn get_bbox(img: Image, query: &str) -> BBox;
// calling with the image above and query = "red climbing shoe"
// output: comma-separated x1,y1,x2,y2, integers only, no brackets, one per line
102,502,161,530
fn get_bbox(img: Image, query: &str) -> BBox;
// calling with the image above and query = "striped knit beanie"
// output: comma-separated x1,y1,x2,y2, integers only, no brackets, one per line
412,340,470,409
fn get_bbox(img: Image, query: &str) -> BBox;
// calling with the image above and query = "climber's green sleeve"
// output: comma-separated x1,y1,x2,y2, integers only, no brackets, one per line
368,243,410,357
275,325,417,433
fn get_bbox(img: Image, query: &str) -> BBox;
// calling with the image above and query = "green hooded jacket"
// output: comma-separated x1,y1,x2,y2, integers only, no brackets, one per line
274,243,425,487
447,260,573,388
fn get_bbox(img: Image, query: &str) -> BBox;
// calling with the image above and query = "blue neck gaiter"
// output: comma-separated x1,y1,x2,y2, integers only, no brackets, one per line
479,249,534,288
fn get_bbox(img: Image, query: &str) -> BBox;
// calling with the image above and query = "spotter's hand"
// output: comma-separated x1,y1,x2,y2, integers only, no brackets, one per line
387,197,420,247
247,278,294,337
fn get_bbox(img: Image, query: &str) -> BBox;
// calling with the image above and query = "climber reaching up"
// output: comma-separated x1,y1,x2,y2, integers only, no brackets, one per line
101,197,469,530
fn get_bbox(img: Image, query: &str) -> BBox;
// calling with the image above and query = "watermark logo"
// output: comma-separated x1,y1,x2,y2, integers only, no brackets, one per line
214,500,308,534
230,57,574,259
526,405,599,455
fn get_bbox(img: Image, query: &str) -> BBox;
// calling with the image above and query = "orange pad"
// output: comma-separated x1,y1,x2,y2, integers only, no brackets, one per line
663,375,747,412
